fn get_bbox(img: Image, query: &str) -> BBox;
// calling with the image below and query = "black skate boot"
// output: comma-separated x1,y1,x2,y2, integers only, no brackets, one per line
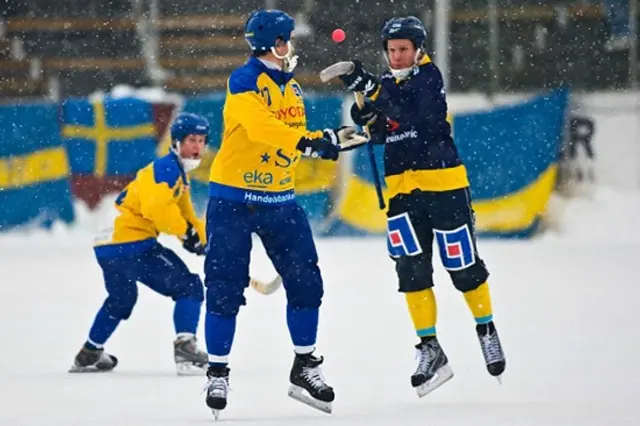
69,345,118,373
288,352,334,414
476,322,506,381
173,334,207,376
412,337,454,397
204,365,230,420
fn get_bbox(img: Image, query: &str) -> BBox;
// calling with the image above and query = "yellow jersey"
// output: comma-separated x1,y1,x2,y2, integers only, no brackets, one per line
209,57,323,205
94,152,205,258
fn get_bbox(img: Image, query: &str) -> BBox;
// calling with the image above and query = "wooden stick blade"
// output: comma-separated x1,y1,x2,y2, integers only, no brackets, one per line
339,133,369,149
319,61,355,83
250,275,282,295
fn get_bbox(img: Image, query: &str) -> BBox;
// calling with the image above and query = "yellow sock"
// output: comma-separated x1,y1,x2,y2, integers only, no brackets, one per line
463,282,494,324
405,288,437,337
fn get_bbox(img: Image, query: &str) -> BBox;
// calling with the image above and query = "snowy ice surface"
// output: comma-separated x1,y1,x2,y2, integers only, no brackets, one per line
0,187,639,425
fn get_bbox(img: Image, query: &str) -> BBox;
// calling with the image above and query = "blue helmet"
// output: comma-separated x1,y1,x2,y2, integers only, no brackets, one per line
244,9,295,53
170,112,210,147
381,16,427,50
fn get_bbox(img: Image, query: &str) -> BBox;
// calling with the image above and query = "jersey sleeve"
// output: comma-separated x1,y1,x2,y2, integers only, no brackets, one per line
177,187,206,244
138,166,188,238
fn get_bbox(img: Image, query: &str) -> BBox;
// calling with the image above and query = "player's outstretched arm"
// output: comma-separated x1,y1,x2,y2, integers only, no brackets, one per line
177,188,206,244
225,71,366,152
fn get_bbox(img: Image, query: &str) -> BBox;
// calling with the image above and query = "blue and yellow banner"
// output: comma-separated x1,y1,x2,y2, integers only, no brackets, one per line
62,97,157,177
0,103,74,230
322,144,388,236
456,87,569,237
323,87,570,238
0,88,569,237
293,96,343,222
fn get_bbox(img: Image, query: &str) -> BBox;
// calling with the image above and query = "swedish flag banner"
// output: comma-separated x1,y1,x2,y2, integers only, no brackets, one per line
0,89,567,236
0,103,74,230
62,97,157,177
323,87,570,238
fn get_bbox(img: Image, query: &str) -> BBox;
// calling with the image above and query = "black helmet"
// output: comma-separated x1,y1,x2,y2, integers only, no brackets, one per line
381,16,427,51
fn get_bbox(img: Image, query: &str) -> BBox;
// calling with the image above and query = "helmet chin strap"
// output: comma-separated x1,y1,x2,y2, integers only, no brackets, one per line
172,143,202,173
386,49,423,80
271,41,298,72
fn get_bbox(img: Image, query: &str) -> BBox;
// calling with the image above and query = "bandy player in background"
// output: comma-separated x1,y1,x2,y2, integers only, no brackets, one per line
70,113,210,375
337,16,507,396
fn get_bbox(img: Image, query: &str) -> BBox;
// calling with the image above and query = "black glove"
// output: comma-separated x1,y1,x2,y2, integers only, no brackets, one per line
339,60,380,97
322,126,360,145
350,100,379,127
182,223,205,255
296,136,339,161
323,126,369,152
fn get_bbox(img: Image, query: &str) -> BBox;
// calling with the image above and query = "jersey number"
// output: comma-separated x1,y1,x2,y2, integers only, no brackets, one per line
260,87,272,106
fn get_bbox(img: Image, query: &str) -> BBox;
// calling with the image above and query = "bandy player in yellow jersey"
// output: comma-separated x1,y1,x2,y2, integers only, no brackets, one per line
200,9,367,418
70,113,211,375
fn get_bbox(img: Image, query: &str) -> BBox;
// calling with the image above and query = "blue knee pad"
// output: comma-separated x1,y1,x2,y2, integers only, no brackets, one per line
283,263,323,310
174,273,204,302
103,289,137,320
395,253,434,293
206,279,247,317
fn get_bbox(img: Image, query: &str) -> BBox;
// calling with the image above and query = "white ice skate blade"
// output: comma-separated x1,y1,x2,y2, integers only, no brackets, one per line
175,362,205,376
415,364,454,397
288,384,332,414
68,364,113,373
211,409,220,421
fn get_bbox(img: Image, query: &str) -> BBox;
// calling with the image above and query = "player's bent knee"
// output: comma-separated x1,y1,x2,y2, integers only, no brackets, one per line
206,296,243,316
284,269,323,309
450,263,489,293
395,255,434,292
104,296,137,320
168,272,204,302
187,273,204,302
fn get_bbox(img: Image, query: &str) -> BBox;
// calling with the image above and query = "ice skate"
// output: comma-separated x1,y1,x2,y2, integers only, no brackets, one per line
69,346,118,373
412,337,454,397
174,334,207,376
476,321,506,381
288,352,334,414
204,365,230,420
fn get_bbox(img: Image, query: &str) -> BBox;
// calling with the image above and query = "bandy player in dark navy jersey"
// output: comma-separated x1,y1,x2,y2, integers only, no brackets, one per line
338,16,506,397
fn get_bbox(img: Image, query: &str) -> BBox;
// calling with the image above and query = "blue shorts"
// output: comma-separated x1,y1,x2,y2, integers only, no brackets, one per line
95,242,203,319
204,198,323,316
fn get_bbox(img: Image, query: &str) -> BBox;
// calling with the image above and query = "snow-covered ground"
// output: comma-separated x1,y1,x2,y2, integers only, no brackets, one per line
1,187,639,425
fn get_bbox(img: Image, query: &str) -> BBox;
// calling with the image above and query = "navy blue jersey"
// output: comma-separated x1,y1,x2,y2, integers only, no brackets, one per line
370,55,469,198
